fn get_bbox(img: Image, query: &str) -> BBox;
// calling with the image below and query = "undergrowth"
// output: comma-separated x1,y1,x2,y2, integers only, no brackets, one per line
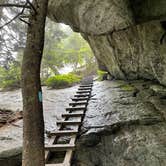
46,74,81,88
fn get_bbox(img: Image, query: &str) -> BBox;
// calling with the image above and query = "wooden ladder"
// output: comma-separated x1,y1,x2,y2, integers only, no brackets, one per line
45,82,93,166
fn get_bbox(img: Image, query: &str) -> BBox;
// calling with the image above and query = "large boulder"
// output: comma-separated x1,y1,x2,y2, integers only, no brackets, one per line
48,0,166,34
48,0,134,35
73,81,166,166
87,22,166,85
48,0,166,86
0,147,22,166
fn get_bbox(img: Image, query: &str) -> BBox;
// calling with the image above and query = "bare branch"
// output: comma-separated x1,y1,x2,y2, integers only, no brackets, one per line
0,3,30,9
0,3,28,30
19,17,30,26
26,0,37,14
20,14,30,18
0,14,21,29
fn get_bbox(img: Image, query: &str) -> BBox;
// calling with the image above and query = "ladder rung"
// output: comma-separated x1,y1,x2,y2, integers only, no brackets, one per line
80,83,93,86
74,94,90,97
45,144,75,151
79,85,92,88
62,113,84,118
45,164,64,166
69,102,88,106
57,120,82,125
78,88,92,91
76,91,91,94
66,107,86,111
48,130,78,136
72,97,89,101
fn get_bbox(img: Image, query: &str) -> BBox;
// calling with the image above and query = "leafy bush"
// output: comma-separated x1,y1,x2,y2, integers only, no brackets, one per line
97,70,108,81
46,74,81,88
0,65,21,90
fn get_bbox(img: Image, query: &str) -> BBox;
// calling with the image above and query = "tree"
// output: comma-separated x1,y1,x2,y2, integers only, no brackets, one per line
0,0,27,69
60,33,94,71
43,30,95,75
42,20,68,77
21,0,48,165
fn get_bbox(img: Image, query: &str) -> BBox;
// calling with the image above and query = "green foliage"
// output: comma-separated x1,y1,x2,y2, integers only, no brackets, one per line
60,33,94,71
46,74,81,89
0,19,97,90
42,20,96,79
42,20,69,77
97,70,108,81
0,64,21,89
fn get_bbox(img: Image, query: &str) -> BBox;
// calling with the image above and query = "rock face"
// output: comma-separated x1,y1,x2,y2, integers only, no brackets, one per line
48,0,166,34
87,22,166,85
47,1,166,164
73,81,166,166
48,0,134,35
48,0,166,86
0,147,22,166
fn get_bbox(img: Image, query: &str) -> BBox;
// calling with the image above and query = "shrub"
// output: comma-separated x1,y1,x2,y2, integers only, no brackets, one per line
46,74,81,88
97,70,108,81
0,65,21,90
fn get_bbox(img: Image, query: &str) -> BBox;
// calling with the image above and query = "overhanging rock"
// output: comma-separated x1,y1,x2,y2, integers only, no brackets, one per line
48,0,166,86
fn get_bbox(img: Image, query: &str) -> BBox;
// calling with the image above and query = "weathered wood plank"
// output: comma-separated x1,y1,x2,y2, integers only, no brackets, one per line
69,102,88,106
62,113,84,118
76,90,91,94
78,88,92,91
45,144,75,151
45,164,64,166
48,130,78,136
57,120,82,125
80,84,93,87
63,135,77,165
71,97,89,101
66,106,86,111
74,94,90,97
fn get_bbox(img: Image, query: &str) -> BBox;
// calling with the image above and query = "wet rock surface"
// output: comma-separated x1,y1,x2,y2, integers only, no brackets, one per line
74,80,166,166
0,86,78,166
1,81,166,166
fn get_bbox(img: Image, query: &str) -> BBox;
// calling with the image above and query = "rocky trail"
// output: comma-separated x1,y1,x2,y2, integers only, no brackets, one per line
0,80,166,166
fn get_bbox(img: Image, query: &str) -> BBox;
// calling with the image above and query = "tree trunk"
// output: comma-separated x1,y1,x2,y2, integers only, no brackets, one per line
21,0,48,165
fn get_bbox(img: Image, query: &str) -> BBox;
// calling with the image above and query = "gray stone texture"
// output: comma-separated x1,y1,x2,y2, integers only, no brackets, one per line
73,81,166,166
